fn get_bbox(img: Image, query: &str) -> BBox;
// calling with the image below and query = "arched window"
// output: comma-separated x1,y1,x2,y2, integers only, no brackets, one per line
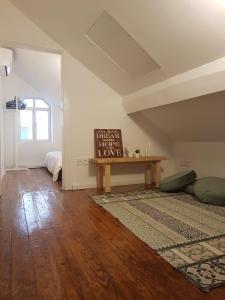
20,99,51,141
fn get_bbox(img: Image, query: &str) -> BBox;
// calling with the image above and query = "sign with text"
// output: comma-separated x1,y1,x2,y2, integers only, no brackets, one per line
94,129,123,158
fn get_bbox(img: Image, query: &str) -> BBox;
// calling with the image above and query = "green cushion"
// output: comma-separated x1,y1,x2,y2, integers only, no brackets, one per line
194,177,225,206
159,170,197,192
184,181,196,195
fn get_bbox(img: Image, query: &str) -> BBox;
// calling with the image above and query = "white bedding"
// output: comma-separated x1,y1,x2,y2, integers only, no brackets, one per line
44,151,62,181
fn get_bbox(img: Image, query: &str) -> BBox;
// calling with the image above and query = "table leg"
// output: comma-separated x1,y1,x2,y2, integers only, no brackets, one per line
145,163,151,185
151,161,161,188
104,164,111,193
96,165,104,189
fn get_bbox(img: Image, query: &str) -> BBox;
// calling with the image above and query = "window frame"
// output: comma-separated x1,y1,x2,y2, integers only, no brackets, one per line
19,98,51,142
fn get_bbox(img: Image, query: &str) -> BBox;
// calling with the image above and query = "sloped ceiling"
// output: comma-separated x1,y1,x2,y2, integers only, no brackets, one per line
133,91,225,142
123,57,225,113
13,48,62,106
9,0,225,95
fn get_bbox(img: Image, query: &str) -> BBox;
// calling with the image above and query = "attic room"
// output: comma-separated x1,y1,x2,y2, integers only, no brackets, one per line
0,0,225,299
2,47,63,179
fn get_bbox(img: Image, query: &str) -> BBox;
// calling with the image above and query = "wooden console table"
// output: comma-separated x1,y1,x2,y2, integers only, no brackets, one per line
90,156,167,193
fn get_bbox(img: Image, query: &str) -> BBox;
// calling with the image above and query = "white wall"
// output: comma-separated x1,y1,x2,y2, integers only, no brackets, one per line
0,75,5,196
0,76,4,178
130,110,175,177
0,0,175,189
0,47,12,66
62,52,175,189
174,142,225,179
3,72,62,168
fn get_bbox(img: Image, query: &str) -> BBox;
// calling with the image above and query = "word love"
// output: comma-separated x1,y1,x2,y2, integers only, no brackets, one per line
97,149,123,157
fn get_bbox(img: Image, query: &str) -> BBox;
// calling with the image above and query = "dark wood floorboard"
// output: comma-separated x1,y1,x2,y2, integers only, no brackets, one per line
0,168,225,299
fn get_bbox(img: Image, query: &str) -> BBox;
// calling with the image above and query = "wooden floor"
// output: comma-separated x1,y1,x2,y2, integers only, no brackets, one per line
1,169,225,300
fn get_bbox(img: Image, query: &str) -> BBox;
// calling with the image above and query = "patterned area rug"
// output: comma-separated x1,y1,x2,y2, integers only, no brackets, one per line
92,190,225,292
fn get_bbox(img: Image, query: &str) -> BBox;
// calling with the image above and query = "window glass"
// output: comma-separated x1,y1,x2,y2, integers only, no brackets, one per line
20,110,33,140
36,110,49,140
24,99,33,108
20,99,50,141
35,99,49,108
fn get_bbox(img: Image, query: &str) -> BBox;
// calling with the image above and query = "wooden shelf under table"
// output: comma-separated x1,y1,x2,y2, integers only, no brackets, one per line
90,156,167,193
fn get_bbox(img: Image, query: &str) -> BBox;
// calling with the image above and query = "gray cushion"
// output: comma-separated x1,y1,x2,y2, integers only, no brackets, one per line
194,177,225,206
184,181,196,195
159,170,197,192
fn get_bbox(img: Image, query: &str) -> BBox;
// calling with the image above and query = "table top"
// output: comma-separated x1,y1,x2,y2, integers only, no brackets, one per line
90,156,167,164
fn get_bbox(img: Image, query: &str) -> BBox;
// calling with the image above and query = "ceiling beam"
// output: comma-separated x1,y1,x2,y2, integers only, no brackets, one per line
123,57,225,113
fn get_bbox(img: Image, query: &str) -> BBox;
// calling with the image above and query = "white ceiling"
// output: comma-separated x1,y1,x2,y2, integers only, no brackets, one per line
12,48,62,106
134,91,225,142
85,11,160,79
9,0,225,95
123,57,225,113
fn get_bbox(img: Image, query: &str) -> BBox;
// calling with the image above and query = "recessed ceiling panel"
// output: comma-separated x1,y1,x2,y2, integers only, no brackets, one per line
85,11,160,79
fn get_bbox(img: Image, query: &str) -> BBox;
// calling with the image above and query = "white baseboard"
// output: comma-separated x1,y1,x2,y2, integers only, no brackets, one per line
17,163,44,169
72,177,145,190
0,168,6,197
0,168,6,179
6,168,28,171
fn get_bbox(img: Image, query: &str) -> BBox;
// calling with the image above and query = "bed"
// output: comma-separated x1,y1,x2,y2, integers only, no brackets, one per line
44,151,62,181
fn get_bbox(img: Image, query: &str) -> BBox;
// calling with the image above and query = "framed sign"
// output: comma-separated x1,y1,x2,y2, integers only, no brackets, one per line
94,129,123,158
